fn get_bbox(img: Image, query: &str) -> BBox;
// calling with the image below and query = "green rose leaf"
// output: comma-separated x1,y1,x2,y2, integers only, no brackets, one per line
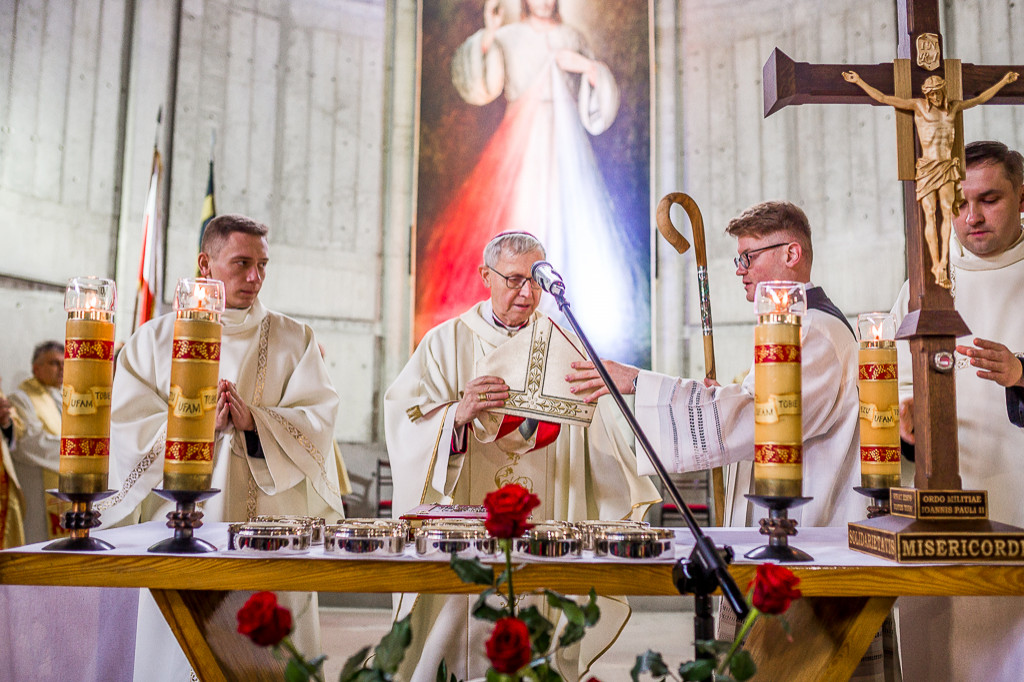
519,605,554,653
338,646,373,682
544,590,583,626
631,650,669,680
471,589,507,622
450,554,495,586
678,658,715,681
534,663,563,682
284,658,312,682
582,589,601,626
557,620,586,649
485,669,514,682
729,649,757,681
436,659,460,682
373,615,412,673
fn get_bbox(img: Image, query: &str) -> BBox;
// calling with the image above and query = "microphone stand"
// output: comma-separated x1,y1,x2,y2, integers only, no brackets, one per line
540,271,750,660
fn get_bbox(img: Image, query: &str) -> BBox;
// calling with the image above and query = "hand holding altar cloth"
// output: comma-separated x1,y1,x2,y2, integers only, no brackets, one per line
474,317,598,429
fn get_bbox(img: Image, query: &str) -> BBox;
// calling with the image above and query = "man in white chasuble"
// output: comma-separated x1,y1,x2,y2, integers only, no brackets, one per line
384,231,659,682
8,341,69,543
894,141,1024,682
571,201,863,529
101,214,347,682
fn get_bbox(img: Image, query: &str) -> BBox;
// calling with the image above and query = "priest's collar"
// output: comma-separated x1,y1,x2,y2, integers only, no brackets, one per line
952,225,1024,272
483,301,531,335
221,299,267,335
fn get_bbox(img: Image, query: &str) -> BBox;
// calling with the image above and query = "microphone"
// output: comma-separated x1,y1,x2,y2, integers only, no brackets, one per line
531,261,565,297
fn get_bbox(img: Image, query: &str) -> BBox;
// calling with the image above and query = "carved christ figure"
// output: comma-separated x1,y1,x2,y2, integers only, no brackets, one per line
842,69,1018,287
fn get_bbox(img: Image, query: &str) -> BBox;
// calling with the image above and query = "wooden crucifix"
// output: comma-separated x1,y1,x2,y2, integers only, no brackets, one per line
762,0,1024,492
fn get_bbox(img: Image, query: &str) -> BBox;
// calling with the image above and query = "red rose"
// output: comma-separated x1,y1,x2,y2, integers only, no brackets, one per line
750,563,802,615
236,591,293,647
483,484,541,539
485,617,533,673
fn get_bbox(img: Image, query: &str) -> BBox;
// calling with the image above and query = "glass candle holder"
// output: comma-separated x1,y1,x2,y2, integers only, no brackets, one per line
752,281,806,498
856,312,901,489
163,277,225,491
60,277,117,494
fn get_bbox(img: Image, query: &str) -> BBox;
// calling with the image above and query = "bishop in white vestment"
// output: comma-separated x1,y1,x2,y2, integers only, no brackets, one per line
385,233,658,681
894,141,1024,682
100,215,346,682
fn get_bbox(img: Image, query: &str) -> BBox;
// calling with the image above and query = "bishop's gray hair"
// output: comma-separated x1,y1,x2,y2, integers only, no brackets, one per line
482,232,546,268
31,340,64,364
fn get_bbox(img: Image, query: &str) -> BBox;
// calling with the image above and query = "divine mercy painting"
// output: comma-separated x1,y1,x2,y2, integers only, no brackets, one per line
415,0,652,366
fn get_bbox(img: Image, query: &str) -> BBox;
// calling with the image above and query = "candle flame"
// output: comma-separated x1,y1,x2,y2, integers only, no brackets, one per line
769,288,790,313
871,323,883,340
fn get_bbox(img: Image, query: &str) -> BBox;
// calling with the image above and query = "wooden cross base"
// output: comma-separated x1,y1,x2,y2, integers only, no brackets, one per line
849,487,1024,563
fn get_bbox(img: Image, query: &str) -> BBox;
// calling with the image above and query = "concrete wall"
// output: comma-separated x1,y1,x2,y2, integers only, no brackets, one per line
2,0,1022,508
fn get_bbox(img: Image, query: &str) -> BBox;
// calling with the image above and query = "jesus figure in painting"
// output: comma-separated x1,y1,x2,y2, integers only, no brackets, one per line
415,0,650,365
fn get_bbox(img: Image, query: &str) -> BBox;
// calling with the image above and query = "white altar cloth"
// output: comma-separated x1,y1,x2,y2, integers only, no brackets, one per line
0,520,978,682
0,584,137,682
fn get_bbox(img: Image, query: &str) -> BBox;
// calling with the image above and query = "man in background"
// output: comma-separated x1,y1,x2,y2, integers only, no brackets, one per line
9,341,68,543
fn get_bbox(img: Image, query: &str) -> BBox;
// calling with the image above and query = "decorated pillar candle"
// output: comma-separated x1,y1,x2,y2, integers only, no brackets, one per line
164,278,225,491
60,277,117,494
856,313,901,489
753,281,806,497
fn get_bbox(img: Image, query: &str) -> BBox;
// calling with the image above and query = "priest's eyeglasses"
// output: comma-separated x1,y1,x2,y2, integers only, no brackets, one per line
487,266,542,290
734,242,792,269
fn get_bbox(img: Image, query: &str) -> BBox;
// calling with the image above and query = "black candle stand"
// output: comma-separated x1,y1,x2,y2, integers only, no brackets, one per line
744,494,814,562
853,486,892,519
147,488,221,554
42,490,116,552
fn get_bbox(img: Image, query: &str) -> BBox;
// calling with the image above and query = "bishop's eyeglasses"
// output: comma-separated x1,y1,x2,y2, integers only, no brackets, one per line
733,242,792,269
487,266,542,290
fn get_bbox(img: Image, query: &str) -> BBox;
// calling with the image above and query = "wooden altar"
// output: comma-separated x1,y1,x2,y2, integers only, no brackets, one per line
4,523,1024,681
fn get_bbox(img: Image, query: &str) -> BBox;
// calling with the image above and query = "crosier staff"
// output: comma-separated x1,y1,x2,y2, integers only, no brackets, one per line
656,192,726,527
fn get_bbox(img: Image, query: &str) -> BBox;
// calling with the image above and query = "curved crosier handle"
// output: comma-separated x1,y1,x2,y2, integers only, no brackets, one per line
655,192,725,526
656,192,693,257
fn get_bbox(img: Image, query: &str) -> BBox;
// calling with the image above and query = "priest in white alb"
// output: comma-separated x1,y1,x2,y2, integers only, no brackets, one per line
894,141,1024,682
100,213,347,682
570,201,863,529
384,231,659,681
569,201,895,680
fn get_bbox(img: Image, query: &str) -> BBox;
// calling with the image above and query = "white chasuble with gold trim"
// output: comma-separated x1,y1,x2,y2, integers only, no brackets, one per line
101,300,344,526
100,299,344,682
384,301,659,682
